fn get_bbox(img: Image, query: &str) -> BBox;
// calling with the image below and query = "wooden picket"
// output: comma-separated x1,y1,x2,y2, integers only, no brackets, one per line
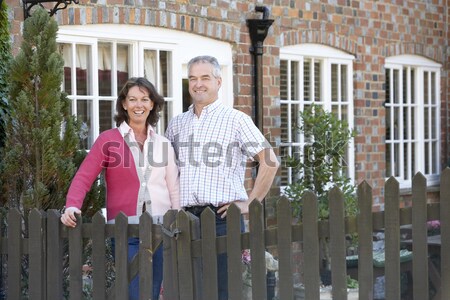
0,170,449,299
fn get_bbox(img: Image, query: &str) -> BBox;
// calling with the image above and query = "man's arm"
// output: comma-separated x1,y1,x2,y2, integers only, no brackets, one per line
218,147,279,216
248,147,280,203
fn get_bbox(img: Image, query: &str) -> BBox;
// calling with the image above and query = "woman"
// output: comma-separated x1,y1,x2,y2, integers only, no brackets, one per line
61,77,180,300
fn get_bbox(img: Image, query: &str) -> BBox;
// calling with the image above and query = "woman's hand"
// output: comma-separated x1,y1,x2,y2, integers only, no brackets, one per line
60,207,82,227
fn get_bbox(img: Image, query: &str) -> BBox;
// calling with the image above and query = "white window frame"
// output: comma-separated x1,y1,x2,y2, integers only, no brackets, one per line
57,24,233,146
385,55,441,188
280,44,355,189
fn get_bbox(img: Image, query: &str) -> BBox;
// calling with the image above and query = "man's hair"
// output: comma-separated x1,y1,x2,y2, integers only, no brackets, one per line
187,55,222,78
114,77,164,127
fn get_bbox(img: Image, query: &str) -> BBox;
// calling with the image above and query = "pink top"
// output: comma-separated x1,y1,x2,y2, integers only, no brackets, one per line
66,125,180,221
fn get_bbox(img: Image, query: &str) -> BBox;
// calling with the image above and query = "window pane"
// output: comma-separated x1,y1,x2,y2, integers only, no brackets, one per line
411,107,415,139
410,69,415,104
386,106,391,140
403,107,408,139
60,43,72,94
160,51,172,97
403,144,408,180
98,42,113,96
331,64,338,102
76,44,91,96
394,107,400,139
394,143,400,176
341,105,348,123
99,100,114,133
144,49,157,84
432,109,438,139
77,100,94,149
424,107,429,139
117,44,130,95
431,72,436,104
314,61,321,102
393,69,399,104
341,65,347,102
402,69,407,104
292,103,300,138
291,61,299,100
303,59,311,102
280,60,288,100
432,142,437,174
280,103,289,141
424,71,429,105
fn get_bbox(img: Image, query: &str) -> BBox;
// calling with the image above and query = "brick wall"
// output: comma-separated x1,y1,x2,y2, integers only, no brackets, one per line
6,0,449,210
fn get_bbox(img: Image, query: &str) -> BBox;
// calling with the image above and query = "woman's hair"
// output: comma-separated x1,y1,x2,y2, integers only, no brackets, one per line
114,77,164,127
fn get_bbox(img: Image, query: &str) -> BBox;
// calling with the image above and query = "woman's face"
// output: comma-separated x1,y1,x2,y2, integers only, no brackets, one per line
122,86,154,128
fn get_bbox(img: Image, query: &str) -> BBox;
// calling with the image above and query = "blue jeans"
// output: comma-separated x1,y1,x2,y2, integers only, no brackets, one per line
112,237,163,300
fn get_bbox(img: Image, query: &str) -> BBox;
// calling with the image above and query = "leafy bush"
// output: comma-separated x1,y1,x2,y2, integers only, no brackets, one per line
285,104,357,220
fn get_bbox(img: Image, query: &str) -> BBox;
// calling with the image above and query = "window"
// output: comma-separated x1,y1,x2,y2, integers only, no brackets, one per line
280,44,355,188
385,55,441,187
57,25,233,149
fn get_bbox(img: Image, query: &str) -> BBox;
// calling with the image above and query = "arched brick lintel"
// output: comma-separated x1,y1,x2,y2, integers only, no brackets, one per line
279,30,358,57
383,43,444,64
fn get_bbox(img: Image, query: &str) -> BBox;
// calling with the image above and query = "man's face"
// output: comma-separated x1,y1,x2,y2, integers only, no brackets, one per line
188,62,222,107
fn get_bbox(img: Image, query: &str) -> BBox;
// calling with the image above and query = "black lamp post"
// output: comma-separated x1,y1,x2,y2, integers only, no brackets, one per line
23,0,79,19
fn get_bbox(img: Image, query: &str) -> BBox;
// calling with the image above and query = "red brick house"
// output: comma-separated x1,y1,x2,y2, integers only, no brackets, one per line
6,0,449,213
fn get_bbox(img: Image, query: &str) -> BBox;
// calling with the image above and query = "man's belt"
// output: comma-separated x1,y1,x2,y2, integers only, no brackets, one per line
185,204,221,216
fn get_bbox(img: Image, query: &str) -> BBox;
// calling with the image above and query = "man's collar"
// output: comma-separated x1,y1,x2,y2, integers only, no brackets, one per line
189,99,222,116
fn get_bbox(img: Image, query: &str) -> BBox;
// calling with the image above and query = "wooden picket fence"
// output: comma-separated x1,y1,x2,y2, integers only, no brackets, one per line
1,170,450,299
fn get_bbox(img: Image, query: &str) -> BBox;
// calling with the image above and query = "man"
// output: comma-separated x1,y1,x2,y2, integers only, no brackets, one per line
165,55,279,299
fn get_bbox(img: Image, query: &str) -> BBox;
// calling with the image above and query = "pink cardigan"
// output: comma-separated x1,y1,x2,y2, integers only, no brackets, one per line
66,128,180,221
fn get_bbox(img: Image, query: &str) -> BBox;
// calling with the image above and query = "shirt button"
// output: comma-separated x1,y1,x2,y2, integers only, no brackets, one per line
148,166,152,170
141,183,146,187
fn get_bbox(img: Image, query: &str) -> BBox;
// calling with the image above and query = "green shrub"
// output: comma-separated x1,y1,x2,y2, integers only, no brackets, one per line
285,104,357,220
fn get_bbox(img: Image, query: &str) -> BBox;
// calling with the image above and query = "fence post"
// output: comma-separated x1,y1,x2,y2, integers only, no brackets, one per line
162,210,179,300
412,173,429,299
46,209,63,300
227,203,244,300
303,191,320,299
139,212,153,299
357,181,374,300
114,212,129,300
92,211,106,300
440,168,450,298
28,209,46,300
200,209,218,300
384,177,401,300
190,213,202,300
7,209,21,299
329,187,347,300
68,214,83,299
176,211,195,300
249,200,267,300
277,197,293,300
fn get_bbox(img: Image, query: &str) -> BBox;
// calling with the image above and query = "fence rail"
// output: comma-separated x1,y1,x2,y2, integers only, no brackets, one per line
1,170,450,299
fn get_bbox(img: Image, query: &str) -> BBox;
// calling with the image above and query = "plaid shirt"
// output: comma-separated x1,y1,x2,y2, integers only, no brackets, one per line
166,100,270,207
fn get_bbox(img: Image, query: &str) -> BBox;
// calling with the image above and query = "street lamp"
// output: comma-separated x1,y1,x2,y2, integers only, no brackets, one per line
23,0,79,19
